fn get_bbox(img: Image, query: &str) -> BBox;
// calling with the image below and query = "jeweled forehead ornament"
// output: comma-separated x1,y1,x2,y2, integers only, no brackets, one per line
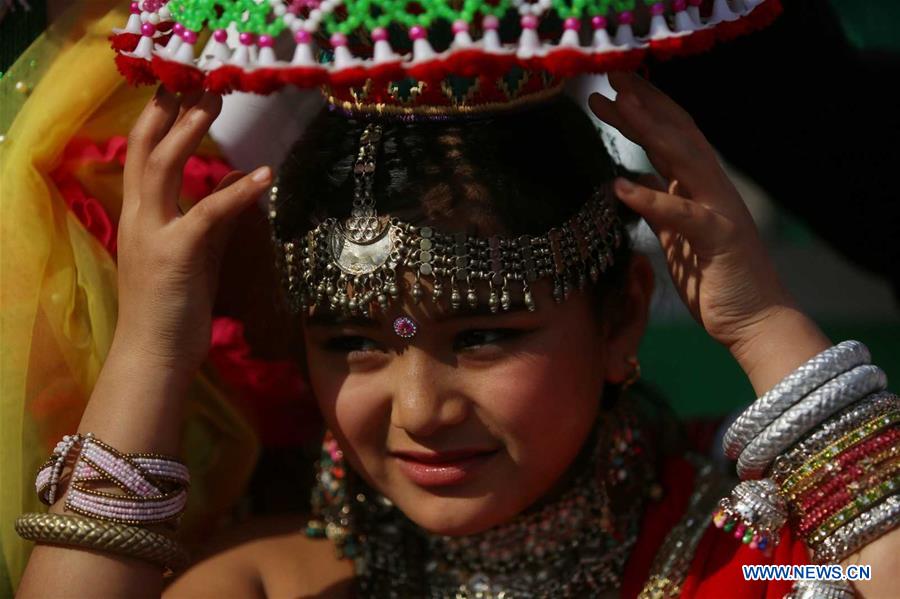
269,123,625,318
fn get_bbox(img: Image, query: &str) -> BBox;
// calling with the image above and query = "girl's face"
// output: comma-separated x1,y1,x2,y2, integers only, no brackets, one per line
303,257,652,535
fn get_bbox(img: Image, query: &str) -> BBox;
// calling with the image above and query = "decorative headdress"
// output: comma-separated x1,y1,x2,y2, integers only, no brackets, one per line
110,0,782,105
110,0,782,316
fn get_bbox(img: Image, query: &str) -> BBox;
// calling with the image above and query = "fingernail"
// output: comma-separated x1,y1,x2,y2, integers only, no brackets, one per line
615,177,635,195
251,166,272,183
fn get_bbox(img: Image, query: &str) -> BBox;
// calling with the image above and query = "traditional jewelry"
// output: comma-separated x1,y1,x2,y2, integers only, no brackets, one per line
35,433,190,526
621,355,642,392
736,364,887,480
15,512,188,574
712,477,787,552
770,391,899,486
787,579,856,599
814,494,900,563
307,400,659,598
270,124,625,319
724,340,871,460
392,316,418,339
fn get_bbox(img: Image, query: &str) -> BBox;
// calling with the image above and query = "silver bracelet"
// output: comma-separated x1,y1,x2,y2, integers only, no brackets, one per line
724,341,870,460
736,365,887,479
814,494,900,564
788,579,856,599
770,391,899,484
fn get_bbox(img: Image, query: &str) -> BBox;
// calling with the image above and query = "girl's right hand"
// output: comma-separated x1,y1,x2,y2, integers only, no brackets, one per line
115,86,273,379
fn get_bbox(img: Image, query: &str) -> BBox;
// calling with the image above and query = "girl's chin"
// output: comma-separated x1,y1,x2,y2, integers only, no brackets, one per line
392,491,527,537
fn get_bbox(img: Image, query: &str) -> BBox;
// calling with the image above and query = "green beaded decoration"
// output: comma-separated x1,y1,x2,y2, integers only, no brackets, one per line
164,0,645,40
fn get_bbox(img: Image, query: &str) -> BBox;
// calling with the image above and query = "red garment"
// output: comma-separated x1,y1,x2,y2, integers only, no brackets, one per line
622,457,809,598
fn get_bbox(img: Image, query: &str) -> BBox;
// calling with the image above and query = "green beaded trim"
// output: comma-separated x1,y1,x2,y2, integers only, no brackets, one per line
163,0,642,38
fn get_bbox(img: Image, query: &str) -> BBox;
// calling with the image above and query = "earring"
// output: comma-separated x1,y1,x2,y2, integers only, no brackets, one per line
620,355,641,392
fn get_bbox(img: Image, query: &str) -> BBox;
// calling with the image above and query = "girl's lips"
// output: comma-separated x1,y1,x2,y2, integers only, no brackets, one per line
392,449,498,487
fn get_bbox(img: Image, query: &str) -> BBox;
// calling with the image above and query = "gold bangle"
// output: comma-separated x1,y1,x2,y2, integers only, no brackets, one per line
15,512,188,573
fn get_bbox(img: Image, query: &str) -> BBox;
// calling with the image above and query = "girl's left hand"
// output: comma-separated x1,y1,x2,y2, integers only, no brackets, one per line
589,71,794,354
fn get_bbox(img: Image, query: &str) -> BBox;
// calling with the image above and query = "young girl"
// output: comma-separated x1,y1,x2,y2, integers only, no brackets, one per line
15,72,899,598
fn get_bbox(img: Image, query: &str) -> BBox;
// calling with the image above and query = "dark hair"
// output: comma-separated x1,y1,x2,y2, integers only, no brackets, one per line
272,94,641,321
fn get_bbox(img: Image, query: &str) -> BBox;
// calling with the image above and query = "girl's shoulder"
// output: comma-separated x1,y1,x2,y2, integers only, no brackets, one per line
165,514,354,598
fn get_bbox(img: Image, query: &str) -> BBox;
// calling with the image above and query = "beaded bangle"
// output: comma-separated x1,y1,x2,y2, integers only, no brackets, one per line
806,473,900,546
15,512,189,574
736,365,888,479
723,340,871,460
814,494,900,563
770,391,899,486
797,447,900,517
785,427,900,501
35,433,190,526
798,457,900,537
787,579,855,599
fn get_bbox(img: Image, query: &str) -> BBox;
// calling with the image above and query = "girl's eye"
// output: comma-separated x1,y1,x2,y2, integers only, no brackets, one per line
323,336,382,353
453,329,522,351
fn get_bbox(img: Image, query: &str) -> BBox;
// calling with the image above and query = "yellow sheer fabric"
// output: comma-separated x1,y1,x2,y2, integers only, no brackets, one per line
0,3,258,592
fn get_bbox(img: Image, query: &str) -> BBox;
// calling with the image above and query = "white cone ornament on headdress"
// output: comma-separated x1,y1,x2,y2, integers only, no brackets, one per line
110,0,784,97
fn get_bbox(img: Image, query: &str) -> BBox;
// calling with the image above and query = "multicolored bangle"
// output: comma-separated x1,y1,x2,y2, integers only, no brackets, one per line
814,494,900,563
718,340,900,562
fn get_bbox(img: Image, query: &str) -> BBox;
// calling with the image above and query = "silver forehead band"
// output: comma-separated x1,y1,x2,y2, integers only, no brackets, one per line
268,124,626,317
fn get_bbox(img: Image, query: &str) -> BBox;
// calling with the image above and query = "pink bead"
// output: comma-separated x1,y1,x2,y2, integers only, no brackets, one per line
258,34,274,47
239,32,254,45
371,27,389,41
173,22,184,35
734,524,747,539
213,28,228,43
482,15,499,30
130,2,140,14
673,0,687,10
295,29,312,43
591,15,607,29
330,32,347,47
650,2,665,15
452,19,468,34
520,14,539,29
408,25,426,40
617,11,634,25
564,17,579,30
140,22,156,37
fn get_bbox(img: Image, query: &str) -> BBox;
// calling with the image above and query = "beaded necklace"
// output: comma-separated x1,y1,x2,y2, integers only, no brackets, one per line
306,400,660,598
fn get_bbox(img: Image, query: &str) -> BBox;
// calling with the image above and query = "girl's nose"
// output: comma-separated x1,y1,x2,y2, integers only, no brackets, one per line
389,348,468,437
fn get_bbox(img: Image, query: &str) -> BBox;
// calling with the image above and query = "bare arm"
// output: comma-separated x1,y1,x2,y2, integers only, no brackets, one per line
16,86,272,598
590,71,899,599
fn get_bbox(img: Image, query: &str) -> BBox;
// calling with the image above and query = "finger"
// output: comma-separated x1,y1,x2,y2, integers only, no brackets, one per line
587,92,646,149
141,92,224,222
613,177,733,255
184,166,272,239
124,86,180,200
608,71,697,133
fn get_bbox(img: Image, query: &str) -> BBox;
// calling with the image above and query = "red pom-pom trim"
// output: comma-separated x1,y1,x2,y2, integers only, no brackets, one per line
114,54,157,86
407,59,448,84
329,65,372,88
151,55,205,94
279,66,329,88
109,32,140,53
205,65,244,94
112,0,783,97
240,68,286,95
538,49,593,78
